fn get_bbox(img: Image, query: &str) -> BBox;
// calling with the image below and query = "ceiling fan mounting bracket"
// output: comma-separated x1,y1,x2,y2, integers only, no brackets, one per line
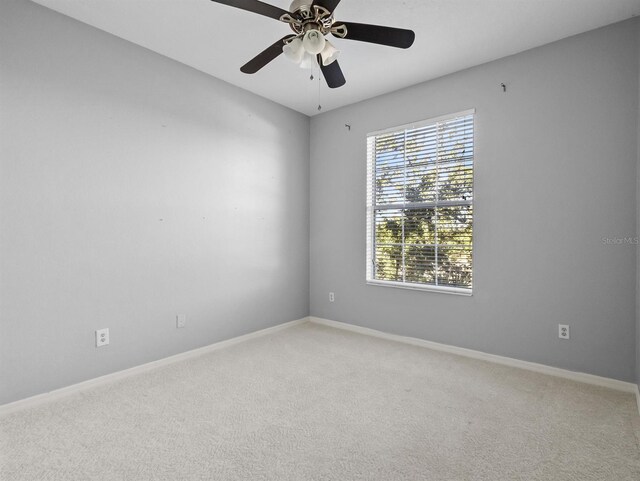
280,4,334,37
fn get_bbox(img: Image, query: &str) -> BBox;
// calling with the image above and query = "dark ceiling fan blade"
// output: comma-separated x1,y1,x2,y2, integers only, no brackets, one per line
311,0,342,13
241,36,294,74
334,22,415,49
209,0,289,21
319,57,346,89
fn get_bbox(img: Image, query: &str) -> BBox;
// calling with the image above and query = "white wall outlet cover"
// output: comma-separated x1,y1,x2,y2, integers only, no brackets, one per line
176,314,186,328
329,292,335,302
558,324,570,340
96,328,109,347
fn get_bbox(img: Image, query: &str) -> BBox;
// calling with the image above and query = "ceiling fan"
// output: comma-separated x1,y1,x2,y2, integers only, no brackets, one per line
209,0,415,88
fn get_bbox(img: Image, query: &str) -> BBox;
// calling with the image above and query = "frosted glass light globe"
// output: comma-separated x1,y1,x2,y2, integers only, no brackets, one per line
299,51,318,69
302,30,326,55
320,40,339,66
283,38,304,63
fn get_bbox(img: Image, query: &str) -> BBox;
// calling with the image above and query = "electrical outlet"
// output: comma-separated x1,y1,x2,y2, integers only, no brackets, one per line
329,292,335,302
96,328,109,347
558,324,570,340
176,314,186,329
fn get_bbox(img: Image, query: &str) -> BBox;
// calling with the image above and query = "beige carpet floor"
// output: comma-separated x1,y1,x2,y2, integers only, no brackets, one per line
1,322,639,480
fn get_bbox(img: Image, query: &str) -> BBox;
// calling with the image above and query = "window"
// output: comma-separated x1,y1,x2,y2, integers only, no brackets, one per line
366,110,474,295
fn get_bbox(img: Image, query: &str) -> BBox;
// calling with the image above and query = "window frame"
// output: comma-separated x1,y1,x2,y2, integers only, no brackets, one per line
365,109,475,296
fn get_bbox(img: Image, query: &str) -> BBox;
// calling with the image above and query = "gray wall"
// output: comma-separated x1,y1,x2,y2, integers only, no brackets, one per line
311,19,639,382
0,0,310,405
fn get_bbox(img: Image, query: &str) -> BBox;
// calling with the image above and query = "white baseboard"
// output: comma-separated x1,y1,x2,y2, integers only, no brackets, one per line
310,317,640,404
4,316,639,418
0,317,309,417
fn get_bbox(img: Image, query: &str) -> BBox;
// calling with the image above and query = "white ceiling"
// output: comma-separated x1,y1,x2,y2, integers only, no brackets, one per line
32,0,640,116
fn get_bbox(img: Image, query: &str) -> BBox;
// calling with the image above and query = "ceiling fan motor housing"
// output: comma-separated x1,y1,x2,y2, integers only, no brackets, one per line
283,1,335,37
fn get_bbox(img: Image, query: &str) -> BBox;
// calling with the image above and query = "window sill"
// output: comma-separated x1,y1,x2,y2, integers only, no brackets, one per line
366,279,473,296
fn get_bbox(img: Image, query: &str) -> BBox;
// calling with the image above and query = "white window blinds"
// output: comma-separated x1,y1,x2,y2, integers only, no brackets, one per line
366,110,474,294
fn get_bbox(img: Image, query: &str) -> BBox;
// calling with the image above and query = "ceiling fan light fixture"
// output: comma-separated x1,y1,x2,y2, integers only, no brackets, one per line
283,37,304,63
320,40,339,66
302,29,326,55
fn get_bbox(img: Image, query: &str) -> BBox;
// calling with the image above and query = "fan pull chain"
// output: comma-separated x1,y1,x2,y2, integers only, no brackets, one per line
317,71,322,111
